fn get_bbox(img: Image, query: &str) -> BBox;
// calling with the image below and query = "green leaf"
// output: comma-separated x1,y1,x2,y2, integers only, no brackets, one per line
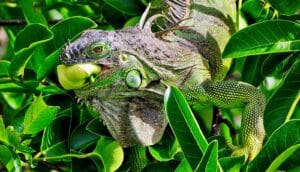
241,55,265,86
23,95,60,134
10,24,53,78
41,115,70,154
260,52,291,77
17,0,47,25
219,156,244,172
196,140,218,172
90,137,124,172
86,117,110,137
102,4,126,29
123,16,141,28
0,82,26,92
0,145,21,172
264,59,300,135
149,139,180,161
223,20,300,58
268,0,300,15
36,49,60,80
42,141,70,159
266,144,300,172
35,16,97,80
241,0,273,21
248,120,300,172
142,161,179,172
175,159,193,172
164,86,208,169
0,60,10,77
70,121,99,150
103,0,141,15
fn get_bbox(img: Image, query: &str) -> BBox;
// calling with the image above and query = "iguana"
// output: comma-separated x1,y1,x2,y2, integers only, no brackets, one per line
57,0,266,169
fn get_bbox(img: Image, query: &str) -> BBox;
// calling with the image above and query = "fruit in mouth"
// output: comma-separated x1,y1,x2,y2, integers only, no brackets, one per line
57,63,101,90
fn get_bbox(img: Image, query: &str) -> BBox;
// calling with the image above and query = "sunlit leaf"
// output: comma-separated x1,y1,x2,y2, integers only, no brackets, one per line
196,140,219,172
248,120,300,172
35,16,97,80
23,95,60,134
223,20,300,58
10,24,53,78
17,0,47,25
90,137,124,172
164,86,208,169
0,145,21,172
0,60,10,77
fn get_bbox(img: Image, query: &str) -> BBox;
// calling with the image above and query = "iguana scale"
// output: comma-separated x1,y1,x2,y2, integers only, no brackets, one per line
57,0,266,169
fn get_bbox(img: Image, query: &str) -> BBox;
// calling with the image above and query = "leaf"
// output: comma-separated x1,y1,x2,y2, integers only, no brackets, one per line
219,156,244,172
142,161,179,172
0,60,10,77
164,86,208,169
264,59,300,135
0,145,22,172
241,55,265,86
70,121,99,150
36,49,60,80
149,139,180,161
103,0,141,15
0,82,26,92
260,52,292,77
241,0,273,21
41,115,71,154
223,20,300,58
266,144,300,172
23,95,60,134
10,24,53,78
247,120,300,172
196,141,218,172
268,0,300,15
102,4,126,29
175,159,193,172
86,117,110,137
17,0,47,25
123,16,141,28
90,137,124,172
35,16,97,80
42,141,70,159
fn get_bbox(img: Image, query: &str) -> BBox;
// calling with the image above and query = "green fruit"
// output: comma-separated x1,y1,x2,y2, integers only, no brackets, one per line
57,63,101,90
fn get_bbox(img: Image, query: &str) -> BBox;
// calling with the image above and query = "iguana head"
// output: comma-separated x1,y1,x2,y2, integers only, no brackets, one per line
57,14,207,147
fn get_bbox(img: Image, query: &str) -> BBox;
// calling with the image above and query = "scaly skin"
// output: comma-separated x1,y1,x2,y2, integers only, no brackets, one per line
57,0,266,168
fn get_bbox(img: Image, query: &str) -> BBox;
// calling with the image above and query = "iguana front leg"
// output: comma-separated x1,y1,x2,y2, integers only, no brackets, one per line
183,80,266,161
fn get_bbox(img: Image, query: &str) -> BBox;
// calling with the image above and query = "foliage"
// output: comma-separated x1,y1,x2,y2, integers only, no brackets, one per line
0,0,299,171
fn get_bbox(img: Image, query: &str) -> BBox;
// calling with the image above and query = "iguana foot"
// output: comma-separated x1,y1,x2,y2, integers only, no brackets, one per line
227,134,264,161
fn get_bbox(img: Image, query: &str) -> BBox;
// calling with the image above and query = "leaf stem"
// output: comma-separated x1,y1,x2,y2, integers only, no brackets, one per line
285,91,300,122
34,152,93,161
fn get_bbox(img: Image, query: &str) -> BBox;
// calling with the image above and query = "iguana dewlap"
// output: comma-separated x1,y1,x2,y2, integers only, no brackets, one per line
57,0,266,161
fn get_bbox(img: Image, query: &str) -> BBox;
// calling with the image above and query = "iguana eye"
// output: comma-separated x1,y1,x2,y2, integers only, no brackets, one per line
126,70,141,88
90,42,110,58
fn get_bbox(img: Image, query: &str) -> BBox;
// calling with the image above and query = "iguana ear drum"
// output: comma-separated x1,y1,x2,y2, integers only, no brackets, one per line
126,70,141,88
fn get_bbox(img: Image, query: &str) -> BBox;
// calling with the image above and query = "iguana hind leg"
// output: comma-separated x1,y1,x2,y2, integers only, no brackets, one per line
183,80,266,161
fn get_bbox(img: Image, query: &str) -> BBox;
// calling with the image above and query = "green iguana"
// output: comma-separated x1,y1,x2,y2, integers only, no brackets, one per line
57,0,265,166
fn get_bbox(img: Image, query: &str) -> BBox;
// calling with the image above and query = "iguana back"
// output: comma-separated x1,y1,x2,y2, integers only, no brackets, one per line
164,0,236,80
